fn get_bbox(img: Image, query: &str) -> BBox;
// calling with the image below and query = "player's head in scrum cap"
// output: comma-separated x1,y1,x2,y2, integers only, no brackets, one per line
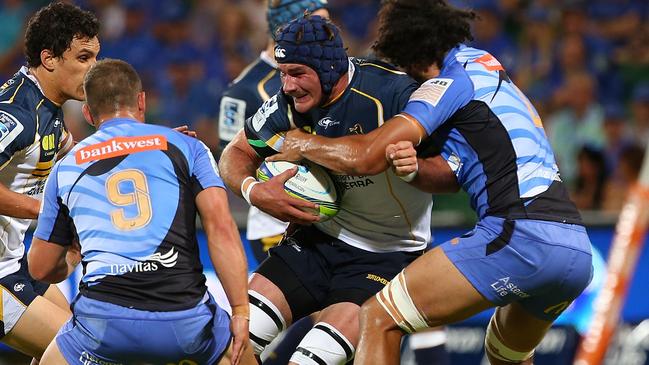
25,1,100,103
81,59,144,127
267,0,328,40
274,14,348,113
373,0,475,82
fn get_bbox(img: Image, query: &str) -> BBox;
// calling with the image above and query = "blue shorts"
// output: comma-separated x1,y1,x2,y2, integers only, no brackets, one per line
56,293,231,365
441,217,593,321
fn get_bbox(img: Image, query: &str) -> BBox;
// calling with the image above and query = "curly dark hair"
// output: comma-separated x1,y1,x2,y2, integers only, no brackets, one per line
373,0,475,72
24,2,99,68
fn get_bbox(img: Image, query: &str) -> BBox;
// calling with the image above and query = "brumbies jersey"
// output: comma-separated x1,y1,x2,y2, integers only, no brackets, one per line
34,119,224,311
245,58,433,253
0,67,69,278
405,45,581,223
219,51,287,240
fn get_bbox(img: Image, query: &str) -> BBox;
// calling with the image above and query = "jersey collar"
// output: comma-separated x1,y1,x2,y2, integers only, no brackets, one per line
98,117,138,130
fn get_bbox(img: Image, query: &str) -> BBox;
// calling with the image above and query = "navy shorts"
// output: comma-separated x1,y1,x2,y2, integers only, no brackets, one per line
441,216,593,321
56,293,231,365
0,256,50,337
257,225,423,320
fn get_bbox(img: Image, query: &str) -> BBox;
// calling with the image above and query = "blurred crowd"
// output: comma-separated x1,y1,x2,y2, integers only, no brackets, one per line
0,0,647,216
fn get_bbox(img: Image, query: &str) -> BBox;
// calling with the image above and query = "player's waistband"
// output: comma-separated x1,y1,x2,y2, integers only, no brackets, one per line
72,292,214,320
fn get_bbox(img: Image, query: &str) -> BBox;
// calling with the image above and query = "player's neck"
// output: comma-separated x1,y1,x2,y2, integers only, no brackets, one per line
28,66,65,106
96,110,144,128
322,73,349,107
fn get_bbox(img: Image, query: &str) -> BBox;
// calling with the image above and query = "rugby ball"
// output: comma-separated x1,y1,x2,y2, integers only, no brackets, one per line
257,160,339,221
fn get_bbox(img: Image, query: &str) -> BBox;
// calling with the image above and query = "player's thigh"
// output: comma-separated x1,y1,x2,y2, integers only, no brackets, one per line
40,338,69,365
2,295,71,359
403,246,493,326
493,302,553,351
42,284,71,313
249,272,293,325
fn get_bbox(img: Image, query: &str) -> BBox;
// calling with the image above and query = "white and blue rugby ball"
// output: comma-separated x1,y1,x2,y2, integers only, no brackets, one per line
257,160,339,221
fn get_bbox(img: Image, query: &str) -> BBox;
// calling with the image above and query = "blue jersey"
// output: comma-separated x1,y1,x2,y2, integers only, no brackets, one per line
34,119,224,311
405,45,581,223
0,67,68,278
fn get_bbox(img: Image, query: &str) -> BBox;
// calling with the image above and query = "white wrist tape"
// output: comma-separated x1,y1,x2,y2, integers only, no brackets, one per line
241,176,259,205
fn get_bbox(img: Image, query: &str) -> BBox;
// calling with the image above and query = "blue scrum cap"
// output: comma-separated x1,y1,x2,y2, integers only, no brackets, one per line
274,15,348,96
268,0,328,40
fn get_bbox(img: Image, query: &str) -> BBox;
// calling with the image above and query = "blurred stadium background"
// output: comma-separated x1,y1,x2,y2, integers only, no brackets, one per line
0,0,648,364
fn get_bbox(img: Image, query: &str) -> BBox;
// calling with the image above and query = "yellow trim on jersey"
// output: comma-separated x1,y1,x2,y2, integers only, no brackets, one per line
31,159,54,177
351,88,384,126
257,69,277,102
358,62,406,75
512,85,543,129
384,173,416,241
267,133,285,150
34,98,45,132
3,78,25,104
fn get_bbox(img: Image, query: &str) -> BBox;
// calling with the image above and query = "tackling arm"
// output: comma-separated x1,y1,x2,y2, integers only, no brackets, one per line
267,113,427,176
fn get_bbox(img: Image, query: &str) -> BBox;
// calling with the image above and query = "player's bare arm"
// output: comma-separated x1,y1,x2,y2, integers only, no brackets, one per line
0,183,40,219
196,186,251,365
386,141,460,193
220,130,319,225
267,112,426,176
27,238,77,283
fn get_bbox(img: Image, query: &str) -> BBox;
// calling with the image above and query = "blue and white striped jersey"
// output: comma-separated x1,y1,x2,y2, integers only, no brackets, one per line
405,45,580,223
34,118,224,311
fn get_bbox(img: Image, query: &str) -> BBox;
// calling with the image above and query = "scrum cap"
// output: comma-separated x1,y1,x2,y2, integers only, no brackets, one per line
268,0,328,40
274,15,348,96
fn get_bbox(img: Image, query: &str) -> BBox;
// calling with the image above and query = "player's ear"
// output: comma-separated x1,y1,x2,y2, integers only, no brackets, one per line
137,91,146,114
81,103,95,128
40,49,56,72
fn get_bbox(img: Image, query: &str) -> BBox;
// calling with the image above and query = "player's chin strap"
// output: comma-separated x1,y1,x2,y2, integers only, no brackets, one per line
375,271,429,334
484,313,535,362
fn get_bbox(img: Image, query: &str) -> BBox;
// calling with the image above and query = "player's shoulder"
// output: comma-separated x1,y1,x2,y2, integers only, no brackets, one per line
228,57,276,91
352,57,418,95
354,58,415,82
0,72,39,149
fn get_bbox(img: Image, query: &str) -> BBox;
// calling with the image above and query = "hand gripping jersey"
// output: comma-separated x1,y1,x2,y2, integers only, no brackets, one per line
406,45,581,223
34,119,224,311
0,67,70,278
219,51,288,240
245,58,433,253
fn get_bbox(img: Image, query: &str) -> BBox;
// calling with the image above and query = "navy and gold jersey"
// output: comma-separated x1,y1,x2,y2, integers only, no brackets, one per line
404,45,580,223
245,58,434,253
219,52,281,146
0,67,69,278
34,119,224,311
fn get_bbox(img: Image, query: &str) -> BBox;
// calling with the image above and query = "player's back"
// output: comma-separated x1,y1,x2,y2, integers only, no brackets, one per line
53,119,217,311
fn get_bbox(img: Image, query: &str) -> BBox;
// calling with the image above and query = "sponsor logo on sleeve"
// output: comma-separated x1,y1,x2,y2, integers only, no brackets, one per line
409,78,454,107
475,53,504,71
75,135,167,164
219,96,246,142
0,110,24,153
252,94,279,132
